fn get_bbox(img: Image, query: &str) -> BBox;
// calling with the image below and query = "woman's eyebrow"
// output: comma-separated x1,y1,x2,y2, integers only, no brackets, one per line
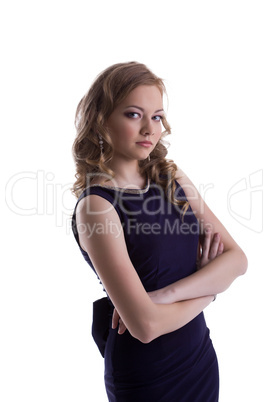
124,105,164,113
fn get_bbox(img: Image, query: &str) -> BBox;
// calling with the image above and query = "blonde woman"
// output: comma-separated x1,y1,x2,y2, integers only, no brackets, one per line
71,62,247,401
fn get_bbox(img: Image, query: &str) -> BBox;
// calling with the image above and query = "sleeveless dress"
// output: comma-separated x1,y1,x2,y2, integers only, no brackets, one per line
72,179,219,402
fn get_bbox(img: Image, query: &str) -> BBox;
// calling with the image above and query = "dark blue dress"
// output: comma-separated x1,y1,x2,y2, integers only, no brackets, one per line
72,180,219,402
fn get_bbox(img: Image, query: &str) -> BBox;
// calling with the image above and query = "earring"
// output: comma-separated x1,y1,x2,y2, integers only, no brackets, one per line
98,134,104,153
148,154,151,162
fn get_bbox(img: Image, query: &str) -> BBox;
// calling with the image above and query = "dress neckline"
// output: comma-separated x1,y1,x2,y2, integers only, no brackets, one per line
89,177,150,194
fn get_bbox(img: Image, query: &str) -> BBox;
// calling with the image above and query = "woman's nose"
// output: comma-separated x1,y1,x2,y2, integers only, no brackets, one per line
140,119,154,136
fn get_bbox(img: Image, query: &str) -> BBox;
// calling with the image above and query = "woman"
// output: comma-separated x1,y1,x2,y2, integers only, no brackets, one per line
71,62,247,401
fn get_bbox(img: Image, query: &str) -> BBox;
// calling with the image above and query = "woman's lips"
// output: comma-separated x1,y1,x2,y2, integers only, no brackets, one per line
136,141,152,148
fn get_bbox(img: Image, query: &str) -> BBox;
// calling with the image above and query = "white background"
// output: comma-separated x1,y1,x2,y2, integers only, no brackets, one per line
1,1,267,401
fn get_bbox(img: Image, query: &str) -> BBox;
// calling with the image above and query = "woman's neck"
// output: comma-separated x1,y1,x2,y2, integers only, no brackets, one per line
98,158,146,189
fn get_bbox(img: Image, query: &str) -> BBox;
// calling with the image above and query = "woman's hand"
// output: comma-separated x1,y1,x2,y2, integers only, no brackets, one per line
112,307,127,334
197,228,224,270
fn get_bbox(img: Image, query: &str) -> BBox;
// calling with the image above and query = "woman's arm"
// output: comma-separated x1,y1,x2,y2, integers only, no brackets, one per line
113,228,222,334
76,194,214,343
150,169,248,305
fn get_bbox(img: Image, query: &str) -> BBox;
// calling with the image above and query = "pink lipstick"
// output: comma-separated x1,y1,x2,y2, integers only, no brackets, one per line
136,141,152,148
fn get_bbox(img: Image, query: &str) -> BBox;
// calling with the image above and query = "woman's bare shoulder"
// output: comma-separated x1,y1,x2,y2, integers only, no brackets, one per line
76,192,114,217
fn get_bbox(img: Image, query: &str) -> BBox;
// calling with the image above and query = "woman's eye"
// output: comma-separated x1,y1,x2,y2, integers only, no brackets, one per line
126,112,140,119
153,115,163,121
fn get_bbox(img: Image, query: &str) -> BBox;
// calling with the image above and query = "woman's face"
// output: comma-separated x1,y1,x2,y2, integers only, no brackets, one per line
106,85,164,162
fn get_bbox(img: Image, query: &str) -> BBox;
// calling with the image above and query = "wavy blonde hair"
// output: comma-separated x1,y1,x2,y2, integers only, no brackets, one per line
72,61,188,212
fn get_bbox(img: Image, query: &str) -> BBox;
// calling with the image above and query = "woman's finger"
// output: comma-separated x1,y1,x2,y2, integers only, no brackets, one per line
217,241,224,256
112,308,120,329
112,309,127,334
201,228,212,261
118,319,127,334
209,233,221,260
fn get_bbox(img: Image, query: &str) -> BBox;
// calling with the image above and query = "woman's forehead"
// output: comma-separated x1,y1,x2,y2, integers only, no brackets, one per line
119,85,163,109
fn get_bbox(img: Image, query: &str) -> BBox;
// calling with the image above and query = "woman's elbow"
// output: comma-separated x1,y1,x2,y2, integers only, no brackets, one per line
137,332,154,344
236,249,248,276
130,319,157,344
